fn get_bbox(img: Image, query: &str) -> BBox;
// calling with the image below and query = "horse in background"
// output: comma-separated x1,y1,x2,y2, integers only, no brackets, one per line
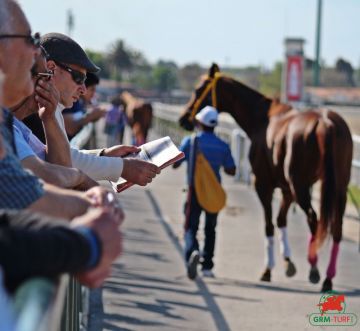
120,91,153,146
179,63,353,292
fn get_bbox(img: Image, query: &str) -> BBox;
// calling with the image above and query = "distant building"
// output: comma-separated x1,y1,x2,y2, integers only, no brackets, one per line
304,69,350,88
305,87,360,106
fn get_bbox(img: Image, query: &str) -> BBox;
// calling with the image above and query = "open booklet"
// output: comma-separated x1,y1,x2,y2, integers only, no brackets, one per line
111,136,185,193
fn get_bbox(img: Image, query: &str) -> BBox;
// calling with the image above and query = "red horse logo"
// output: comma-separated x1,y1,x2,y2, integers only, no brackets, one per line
317,295,345,315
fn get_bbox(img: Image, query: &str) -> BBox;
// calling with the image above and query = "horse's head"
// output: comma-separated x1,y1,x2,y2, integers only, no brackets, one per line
179,63,220,131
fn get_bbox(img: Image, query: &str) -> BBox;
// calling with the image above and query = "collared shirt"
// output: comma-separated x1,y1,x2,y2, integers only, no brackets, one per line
0,109,44,209
13,117,46,160
179,131,235,184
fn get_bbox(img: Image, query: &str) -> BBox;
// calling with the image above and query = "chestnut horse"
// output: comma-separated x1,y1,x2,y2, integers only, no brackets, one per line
120,91,153,146
179,63,353,292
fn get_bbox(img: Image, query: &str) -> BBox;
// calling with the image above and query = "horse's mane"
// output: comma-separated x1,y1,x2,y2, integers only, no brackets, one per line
220,76,272,114
224,76,268,102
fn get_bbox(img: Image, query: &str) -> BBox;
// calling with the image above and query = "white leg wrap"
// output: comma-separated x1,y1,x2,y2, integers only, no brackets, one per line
265,236,275,269
279,227,291,258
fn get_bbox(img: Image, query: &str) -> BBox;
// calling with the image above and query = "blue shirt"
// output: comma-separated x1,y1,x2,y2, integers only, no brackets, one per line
63,99,85,115
179,131,235,184
13,117,46,160
0,109,44,209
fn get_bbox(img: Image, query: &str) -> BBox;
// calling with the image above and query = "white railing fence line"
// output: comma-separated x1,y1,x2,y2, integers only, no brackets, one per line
153,102,360,187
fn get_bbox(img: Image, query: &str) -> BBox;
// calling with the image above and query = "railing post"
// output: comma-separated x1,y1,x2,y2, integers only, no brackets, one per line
242,138,251,184
231,129,242,182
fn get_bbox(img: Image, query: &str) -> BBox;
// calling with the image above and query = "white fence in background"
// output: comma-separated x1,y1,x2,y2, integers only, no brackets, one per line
351,135,360,186
153,102,360,187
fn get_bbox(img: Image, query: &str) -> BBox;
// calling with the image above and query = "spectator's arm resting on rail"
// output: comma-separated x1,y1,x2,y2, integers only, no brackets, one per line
21,155,98,189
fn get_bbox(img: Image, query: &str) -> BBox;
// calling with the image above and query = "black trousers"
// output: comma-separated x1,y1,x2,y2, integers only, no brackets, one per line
184,190,218,270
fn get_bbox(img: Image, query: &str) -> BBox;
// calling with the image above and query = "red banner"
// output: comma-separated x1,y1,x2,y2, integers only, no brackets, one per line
286,55,303,101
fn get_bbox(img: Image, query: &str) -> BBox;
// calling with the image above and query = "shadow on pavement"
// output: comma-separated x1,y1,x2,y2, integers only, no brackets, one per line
209,277,360,297
145,189,232,331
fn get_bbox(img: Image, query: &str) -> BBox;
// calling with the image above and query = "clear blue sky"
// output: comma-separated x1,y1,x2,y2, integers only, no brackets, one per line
19,0,360,68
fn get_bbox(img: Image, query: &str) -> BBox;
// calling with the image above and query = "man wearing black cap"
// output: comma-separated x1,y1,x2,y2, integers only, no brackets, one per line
38,32,160,185
63,73,106,140
0,0,123,293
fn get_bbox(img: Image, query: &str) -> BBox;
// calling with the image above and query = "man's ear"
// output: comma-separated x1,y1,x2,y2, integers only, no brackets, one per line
46,60,56,71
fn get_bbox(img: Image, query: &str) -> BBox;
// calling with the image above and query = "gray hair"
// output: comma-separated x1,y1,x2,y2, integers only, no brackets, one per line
0,0,23,35
0,0,11,34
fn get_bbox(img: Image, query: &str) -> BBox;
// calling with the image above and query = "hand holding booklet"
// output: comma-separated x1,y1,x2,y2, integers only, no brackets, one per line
111,136,184,192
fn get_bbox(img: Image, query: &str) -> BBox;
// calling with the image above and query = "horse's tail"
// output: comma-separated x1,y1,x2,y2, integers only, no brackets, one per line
317,117,336,248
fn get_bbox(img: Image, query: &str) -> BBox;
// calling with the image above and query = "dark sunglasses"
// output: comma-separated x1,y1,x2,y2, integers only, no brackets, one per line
0,32,41,47
54,61,86,85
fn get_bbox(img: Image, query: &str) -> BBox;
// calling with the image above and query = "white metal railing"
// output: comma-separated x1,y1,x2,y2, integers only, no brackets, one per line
351,135,360,186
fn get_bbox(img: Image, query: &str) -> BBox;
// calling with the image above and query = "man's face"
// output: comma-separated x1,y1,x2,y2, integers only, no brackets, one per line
0,17,38,108
83,84,96,103
48,60,86,108
10,53,48,119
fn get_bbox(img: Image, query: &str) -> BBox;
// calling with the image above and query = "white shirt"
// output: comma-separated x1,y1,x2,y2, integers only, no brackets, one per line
55,104,123,181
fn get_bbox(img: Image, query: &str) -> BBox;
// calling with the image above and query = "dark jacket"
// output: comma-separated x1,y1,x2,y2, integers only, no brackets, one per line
0,210,91,292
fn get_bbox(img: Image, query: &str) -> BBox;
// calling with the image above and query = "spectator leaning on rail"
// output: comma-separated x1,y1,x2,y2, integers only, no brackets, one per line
0,0,122,296
173,106,236,280
0,208,123,292
22,32,160,185
0,104,123,293
63,72,106,140
9,49,99,190
0,0,120,220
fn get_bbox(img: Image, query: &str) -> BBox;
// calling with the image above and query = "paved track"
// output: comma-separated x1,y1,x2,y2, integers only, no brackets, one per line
88,135,360,330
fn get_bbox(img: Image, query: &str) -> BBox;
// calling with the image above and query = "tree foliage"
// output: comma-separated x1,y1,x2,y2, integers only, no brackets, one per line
336,58,355,86
178,63,204,91
258,62,282,97
85,49,110,78
152,60,178,93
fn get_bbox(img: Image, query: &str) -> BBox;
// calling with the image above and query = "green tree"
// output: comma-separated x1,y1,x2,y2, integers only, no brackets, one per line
336,58,355,86
85,49,110,79
152,60,178,93
108,40,133,80
179,63,204,91
259,62,282,97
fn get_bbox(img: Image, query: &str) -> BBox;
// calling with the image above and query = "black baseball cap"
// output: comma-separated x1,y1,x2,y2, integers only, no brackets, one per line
40,33,100,73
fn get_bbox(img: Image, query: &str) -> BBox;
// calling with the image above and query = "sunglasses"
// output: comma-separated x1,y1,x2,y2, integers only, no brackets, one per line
54,61,86,85
0,32,41,48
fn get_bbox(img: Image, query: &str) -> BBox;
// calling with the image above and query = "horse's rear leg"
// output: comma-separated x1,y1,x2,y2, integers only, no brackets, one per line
292,185,321,284
255,181,274,282
277,190,296,277
321,190,346,292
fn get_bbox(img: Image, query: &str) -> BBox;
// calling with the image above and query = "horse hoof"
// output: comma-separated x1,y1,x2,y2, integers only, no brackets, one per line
309,266,320,284
285,259,297,278
260,269,271,282
321,278,333,293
